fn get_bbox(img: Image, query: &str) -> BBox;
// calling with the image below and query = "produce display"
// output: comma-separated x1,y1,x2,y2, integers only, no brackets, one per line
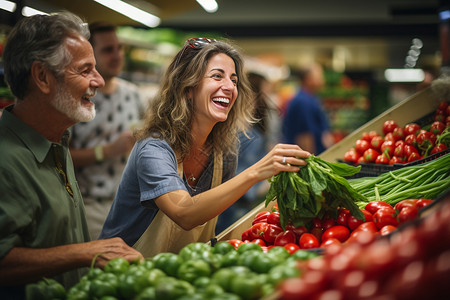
278,192,450,300
26,241,319,300
24,98,450,300
237,197,433,251
343,101,449,165
349,152,450,207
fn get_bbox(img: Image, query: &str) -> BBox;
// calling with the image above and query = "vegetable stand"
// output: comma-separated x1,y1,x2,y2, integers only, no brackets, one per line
215,85,446,243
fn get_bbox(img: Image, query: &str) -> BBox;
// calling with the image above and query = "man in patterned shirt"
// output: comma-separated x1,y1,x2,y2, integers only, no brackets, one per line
69,22,143,239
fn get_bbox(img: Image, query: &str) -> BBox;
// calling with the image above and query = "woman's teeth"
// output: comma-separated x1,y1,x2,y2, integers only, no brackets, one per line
213,97,230,106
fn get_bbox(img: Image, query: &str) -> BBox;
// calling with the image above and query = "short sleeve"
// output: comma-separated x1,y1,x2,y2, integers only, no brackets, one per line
135,139,187,202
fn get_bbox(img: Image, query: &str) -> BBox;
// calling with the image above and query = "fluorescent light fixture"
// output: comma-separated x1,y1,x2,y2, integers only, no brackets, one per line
439,9,450,21
0,0,16,13
196,0,218,13
93,0,160,27
384,68,425,83
22,6,48,16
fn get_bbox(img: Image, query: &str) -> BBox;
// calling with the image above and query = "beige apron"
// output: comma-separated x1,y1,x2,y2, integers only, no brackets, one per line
132,151,222,258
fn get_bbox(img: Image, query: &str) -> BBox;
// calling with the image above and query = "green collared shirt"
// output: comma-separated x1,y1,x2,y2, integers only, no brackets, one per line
0,105,90,291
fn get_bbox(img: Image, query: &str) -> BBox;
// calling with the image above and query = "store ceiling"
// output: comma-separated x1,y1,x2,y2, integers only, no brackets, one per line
16,0,443,36
2,0,445,72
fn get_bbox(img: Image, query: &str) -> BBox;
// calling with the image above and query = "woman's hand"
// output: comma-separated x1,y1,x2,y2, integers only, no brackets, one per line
246,143,310,182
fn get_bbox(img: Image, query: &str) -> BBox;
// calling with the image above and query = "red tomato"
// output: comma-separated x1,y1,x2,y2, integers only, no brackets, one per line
382,120,398,135
394,199,417,212
375,154,389,164
407,152,422,163
404,134,417,146
322,218,336,230
320,238,341,248
347,209,372,231
431,143,448,154
309,227,323,245
251,238,267,246
344,148,360,164
228,239,244,249
404,123,421,136
380,140,395,157
267,211,281,226
355,139,370,155
373,207,398,230
392,127,405,141
283,243,300,254
384,132,395,142
439,101,449,111
321,225,350,243
364,200,393,214
415,198,433,209
393,143,405,158
434,113,446,122
370,136,384,151
404,144,419,157
346,229,377,245
363,148,380,163
353,221,378,234
241,228,252,241
252,211,270,225
337,208,351,226
389,156,405,165
379,225,397,236
274,230,297,246
299,233,319,249
416,131,436,147
263,224,284,244
249,223,269,240
397,206,419,224
430,121,446,135
312,217,322,228
286,224,308,238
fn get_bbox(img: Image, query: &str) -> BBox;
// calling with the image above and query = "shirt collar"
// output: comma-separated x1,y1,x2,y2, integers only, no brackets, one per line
1,105,70,163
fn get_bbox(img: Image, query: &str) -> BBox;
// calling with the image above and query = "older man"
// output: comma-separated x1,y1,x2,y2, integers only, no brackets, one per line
0,12,142,299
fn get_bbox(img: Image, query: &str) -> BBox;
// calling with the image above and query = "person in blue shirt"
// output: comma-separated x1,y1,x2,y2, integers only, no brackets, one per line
100,38,310,257
282,63,334,154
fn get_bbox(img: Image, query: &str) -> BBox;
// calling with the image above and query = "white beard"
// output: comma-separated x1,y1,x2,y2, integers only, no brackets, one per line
51,81,96,122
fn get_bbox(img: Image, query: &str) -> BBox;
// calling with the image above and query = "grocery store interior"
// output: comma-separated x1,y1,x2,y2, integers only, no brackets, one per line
0,0,448,140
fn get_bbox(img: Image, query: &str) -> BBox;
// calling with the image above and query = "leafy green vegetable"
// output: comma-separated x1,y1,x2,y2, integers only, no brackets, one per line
265,155,365,229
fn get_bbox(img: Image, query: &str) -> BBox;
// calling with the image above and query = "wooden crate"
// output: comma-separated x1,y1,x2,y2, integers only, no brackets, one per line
320,87,440,163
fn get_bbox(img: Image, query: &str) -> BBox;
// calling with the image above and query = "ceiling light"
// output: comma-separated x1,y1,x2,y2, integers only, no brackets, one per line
384,69,425,83
22,6,48,16
93,0,160,27
0,0,16,13
196,0,218,13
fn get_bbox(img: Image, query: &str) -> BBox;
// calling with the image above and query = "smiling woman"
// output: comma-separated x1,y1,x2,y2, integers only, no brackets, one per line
99,38,311,257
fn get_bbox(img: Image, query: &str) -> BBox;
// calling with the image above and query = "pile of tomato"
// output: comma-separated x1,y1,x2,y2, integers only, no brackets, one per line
229,198,432,255
278,194,450,300
343,101,449,165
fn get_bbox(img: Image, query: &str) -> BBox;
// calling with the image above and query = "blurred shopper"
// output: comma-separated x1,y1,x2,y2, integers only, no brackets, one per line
0,12,142,299
216,72,282,234
282,63,334,154
69,22,143,239
99,38,310,257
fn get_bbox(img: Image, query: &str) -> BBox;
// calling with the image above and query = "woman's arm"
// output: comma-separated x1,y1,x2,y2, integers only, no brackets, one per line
155,144,309,230
0,238,143,285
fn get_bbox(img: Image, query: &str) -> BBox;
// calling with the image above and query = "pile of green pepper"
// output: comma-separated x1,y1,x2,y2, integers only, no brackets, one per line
26,241,319,300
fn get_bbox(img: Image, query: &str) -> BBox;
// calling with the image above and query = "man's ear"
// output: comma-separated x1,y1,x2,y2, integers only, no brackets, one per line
30,61,54,94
